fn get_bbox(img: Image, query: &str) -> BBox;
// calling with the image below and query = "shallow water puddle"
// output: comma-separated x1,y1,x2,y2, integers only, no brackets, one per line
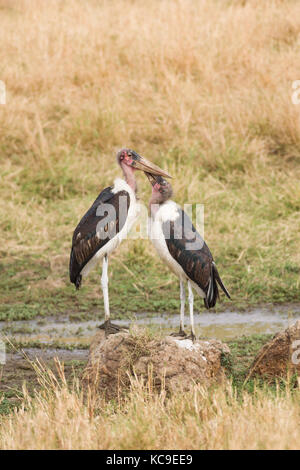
1,304,300,344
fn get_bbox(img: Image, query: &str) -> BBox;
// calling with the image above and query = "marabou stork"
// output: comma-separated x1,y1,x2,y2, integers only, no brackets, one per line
69,149,171,335
146,173,230,341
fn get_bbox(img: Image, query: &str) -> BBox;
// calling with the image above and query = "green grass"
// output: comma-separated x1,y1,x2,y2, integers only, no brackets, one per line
0,245,299,322
225,334,272,392
4,340,90,352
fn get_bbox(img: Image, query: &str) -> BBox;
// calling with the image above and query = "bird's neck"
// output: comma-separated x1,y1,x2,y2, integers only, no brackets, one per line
121,162,137,193
149,190,164,217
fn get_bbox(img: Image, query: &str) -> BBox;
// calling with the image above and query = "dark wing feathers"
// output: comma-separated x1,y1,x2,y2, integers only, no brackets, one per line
162,209,213,292
71,186,114,246
162,208,230,308
69,187,130,288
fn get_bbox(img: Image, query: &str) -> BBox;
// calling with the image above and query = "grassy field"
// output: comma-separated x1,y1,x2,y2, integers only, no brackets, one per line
0,0,300,449
0,0,299,322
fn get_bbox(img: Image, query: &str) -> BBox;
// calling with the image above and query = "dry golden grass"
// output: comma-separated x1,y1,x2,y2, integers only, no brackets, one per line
0,1,299,308
1,1,300,448
1,360,300,450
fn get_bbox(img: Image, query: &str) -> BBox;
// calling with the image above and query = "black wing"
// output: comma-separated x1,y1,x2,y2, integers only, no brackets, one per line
69,186,130,289
162,208,230,308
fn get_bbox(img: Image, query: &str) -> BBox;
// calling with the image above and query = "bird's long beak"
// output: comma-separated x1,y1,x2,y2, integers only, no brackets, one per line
144,172,158,186
131,153,172,178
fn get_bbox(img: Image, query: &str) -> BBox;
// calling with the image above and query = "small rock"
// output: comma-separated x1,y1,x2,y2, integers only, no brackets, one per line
247,320,300,381
83,328,230,398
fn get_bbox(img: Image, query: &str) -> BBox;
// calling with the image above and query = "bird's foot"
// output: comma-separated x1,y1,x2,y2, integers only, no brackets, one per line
98,319,129,337
170,328,187,339
186,331,197,343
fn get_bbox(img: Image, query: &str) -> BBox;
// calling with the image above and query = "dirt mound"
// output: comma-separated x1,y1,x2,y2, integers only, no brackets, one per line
246,321,300,382
83,328,230,398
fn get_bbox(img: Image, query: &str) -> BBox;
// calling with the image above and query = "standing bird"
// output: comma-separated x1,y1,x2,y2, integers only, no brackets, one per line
69,149,171,335
146,173,230,341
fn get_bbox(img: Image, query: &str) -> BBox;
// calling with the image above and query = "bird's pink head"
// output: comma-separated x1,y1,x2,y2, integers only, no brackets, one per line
117,149,136,168
116,148,172,177
146,173,173,205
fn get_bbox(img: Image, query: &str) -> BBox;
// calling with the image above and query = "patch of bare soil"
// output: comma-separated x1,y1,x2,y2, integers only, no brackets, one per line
0,349,88,406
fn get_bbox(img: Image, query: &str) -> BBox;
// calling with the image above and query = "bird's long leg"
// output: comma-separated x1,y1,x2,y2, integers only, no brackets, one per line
179,280,186,333
98,255,128,336
187,280,196,342
102,254,110,322
170,280,187,338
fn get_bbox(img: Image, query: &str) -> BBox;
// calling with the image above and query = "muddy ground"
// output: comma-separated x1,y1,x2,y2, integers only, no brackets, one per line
0,349,88,413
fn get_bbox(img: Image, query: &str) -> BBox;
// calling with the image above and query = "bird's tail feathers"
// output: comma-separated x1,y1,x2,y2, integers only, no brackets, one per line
69,248,82,290
75,274,82,290
204,264,219,309
212,262,231,299
204,262,230,309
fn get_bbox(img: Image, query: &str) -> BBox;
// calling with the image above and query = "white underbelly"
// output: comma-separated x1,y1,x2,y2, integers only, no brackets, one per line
149,215,186,279
151,234,186,280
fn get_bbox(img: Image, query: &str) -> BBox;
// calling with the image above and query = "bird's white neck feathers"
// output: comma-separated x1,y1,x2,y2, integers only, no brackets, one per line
151,200,179,223
112,178,136,199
